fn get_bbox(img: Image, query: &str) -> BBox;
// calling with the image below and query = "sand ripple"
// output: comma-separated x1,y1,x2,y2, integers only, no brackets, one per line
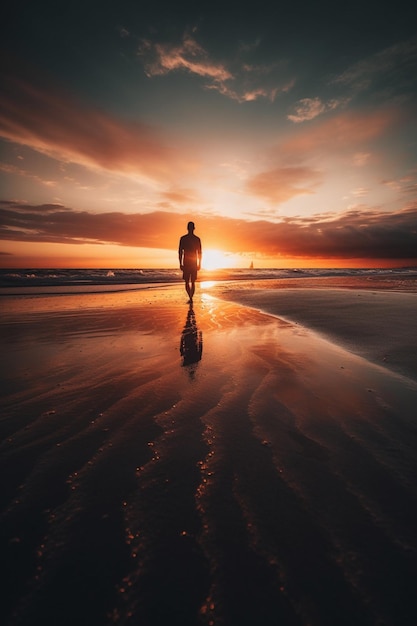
1,289,417,625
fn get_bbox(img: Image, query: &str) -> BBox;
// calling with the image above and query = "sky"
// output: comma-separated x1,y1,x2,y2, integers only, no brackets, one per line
1,0,417,269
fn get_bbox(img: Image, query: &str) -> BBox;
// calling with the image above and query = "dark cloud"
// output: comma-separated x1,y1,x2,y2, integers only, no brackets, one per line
1,200,417,261
0,201,181,247
333,37,417,97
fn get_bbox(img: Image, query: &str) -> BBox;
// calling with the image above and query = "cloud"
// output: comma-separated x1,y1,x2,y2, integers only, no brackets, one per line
287,97,348,123
139,33,232,82
287,97,326,123
117,26,130,39
245,166,322,204
352,187,369,197
0,57,194,184
333,37,417,95
382,173,417,195
2,200,416,261
0,162,57,187
282,109,399,156
0,201,183,247
223,205,417,260
138,32,291,103
160,187,200,204
207,83,279,103
353,152,371,166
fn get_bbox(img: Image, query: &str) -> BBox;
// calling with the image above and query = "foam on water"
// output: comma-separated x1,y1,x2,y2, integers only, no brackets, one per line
1,266,416,294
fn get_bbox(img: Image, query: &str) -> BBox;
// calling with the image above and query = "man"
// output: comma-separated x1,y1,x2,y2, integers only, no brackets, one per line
178,221,202,303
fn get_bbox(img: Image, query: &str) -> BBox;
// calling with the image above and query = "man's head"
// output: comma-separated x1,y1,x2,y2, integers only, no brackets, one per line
187,221,195,233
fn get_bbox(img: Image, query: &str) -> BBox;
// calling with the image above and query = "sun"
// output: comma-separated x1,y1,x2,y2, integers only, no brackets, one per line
202,248,236,271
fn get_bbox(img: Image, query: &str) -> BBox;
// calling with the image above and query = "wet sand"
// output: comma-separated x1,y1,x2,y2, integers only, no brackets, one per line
211,278,417,382
1,282,417,626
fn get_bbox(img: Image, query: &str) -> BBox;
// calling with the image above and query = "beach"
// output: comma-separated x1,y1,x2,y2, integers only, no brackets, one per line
1,277,417,626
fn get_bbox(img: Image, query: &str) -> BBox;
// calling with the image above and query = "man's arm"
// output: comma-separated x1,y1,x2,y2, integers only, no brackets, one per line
197,238,202,270
178,238,184,268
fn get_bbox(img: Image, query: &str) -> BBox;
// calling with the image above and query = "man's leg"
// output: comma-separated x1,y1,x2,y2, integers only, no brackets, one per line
183,268,196,302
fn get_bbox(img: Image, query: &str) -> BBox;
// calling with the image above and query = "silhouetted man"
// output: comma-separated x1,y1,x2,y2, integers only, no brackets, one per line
178,221,202,303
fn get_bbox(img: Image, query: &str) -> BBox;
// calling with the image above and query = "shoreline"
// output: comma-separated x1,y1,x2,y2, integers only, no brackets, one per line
2,274,417,382
210,280,417,383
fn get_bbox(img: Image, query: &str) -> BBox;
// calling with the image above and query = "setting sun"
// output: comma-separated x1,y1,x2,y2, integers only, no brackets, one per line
202,249,240,271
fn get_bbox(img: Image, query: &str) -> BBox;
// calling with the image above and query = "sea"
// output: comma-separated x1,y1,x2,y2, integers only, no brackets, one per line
1,266,417,295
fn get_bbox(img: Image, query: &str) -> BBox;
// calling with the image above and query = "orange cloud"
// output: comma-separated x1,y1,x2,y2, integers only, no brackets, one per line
160,187,200,205
2,200,417,262
139,34,232,82
282,109,399,155
0,57,193,183
206,83,279,103
287,97,348,123
245,166,322,204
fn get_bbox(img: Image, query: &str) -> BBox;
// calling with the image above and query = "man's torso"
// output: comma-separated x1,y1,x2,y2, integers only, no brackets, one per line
180,234,201,265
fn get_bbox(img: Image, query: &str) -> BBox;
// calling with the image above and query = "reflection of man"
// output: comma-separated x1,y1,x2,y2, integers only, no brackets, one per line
178,221,202,303
180,307,203,369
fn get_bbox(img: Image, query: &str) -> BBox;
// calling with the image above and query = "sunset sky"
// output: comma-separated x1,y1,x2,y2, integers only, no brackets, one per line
1,0,417,268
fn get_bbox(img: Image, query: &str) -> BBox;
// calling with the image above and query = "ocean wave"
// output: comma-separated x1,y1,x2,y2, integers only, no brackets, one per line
1,266,417,294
